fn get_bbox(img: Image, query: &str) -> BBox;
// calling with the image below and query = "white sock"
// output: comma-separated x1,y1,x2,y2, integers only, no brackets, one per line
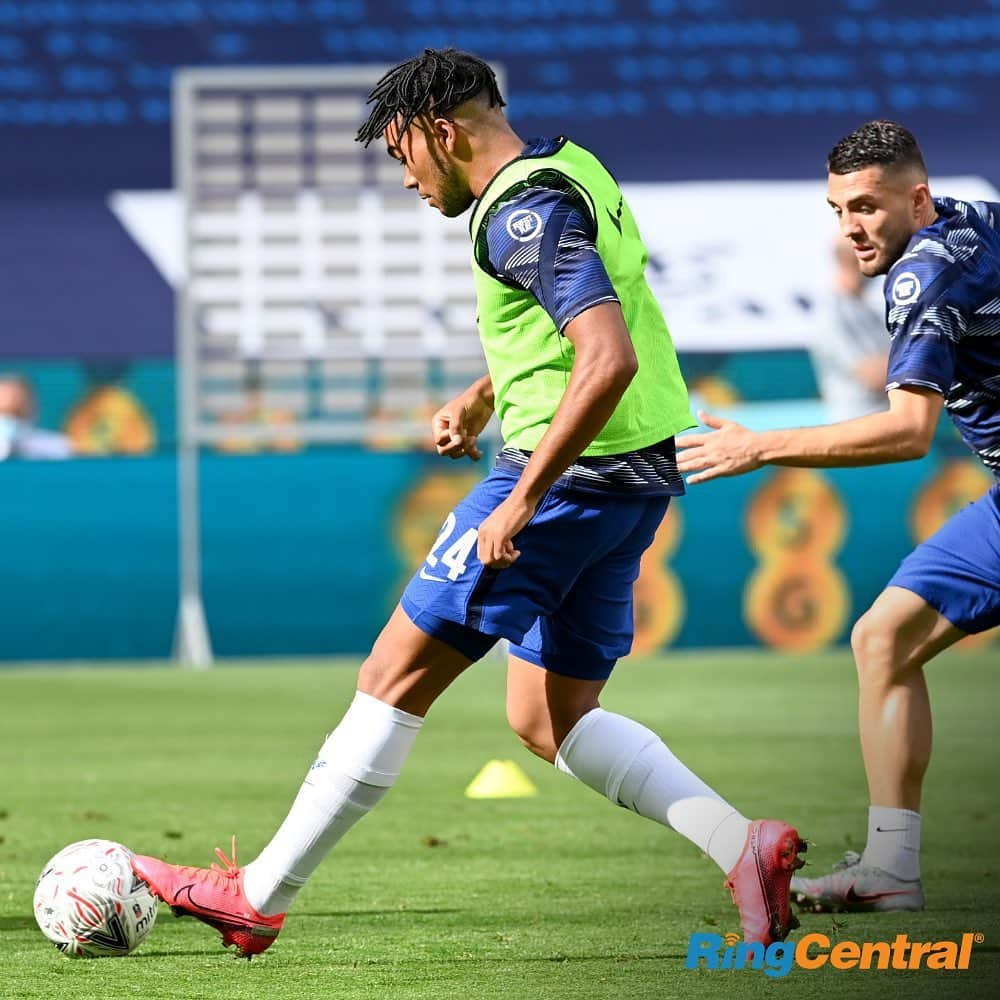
862,806,921,881
243,691,424,915
555,708,750,873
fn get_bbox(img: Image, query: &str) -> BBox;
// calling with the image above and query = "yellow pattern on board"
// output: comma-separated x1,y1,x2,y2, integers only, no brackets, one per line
744,469,849,652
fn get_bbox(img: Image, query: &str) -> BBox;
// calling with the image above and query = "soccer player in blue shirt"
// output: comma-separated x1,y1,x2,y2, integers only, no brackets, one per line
677,120,1000,913
129,49,805,955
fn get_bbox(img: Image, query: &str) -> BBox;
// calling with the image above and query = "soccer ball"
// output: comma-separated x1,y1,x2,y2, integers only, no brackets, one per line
33,839,158,958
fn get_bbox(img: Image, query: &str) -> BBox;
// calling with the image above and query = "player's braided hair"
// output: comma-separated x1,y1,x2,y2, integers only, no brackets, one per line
827,120,927,176
355,48,505,148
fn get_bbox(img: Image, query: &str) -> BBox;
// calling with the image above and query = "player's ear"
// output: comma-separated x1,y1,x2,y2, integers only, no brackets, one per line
431,116,458,153
912,182,933,218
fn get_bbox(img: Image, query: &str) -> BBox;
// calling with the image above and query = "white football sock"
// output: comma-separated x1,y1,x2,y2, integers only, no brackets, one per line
555,708,750,873
861,806,921,881
243,691,424,916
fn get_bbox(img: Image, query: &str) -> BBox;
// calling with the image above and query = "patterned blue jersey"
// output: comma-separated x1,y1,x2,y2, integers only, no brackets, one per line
885,197,1000,478
484,137,619,331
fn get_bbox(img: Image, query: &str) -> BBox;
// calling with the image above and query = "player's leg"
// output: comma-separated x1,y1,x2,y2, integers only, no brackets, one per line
791,590,960,913
504,656,604,763
504,492,805,944
794,485,1000,913
131,607,480,955
505,655,753,874
234,466,566,931
130,469,522,956
240,605,480,916
855,587,963,845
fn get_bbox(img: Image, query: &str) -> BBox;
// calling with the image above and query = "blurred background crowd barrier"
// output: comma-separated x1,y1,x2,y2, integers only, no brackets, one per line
1,0,998,662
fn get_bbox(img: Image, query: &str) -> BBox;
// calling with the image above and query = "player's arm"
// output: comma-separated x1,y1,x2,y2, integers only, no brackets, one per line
506,302,637,501
477,302,637,567
676,386,942,484
679,266,958,485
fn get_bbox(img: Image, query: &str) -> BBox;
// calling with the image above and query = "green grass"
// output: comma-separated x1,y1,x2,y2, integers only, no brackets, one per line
1,650,998,999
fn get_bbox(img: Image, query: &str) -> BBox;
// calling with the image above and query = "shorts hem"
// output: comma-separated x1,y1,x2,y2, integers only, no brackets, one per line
400,597,499,662
885,578,978,635
508,642,618,681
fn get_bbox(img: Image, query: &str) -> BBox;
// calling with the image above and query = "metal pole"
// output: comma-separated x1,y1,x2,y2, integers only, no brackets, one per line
172,70,213,668
174,432,213,668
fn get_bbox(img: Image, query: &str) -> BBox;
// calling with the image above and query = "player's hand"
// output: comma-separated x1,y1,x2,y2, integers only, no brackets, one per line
676,410,763,484
432,389,493,461
476,494,535,569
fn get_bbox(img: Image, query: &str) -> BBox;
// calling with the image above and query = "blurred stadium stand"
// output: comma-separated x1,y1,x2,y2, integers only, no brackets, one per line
1,0,998,661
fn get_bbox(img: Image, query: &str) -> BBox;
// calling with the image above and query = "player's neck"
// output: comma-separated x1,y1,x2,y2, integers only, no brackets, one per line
466,126,526,201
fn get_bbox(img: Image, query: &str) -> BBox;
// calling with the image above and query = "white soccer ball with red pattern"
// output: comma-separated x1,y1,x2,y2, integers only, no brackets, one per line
33,839,157,957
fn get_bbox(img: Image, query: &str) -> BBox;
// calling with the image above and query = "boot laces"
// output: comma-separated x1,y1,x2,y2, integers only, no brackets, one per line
174,836,241,892
210,835,241,879
833,850,862,872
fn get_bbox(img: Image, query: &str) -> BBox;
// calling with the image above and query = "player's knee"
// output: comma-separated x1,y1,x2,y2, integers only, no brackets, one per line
513,727,557,763
506,701,558,762
851,609,912,682
357,647,423,709
357,651,397,703
851,610,890,666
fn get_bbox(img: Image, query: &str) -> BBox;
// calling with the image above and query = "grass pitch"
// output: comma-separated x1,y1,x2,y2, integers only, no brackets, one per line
1,650,998,1000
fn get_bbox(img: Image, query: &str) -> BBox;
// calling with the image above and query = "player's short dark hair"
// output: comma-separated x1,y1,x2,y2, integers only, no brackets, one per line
355,48,505,148
826,120,927,177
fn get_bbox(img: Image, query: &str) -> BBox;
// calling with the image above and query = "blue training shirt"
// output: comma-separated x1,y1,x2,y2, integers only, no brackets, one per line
484,137,620,332
885,197,1000,478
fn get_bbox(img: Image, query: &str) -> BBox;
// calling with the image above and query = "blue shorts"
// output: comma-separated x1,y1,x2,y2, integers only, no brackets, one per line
400,467,671,680
889,483,1000,633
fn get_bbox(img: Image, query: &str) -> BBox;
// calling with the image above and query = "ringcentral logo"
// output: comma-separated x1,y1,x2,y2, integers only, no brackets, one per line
684,931,983,978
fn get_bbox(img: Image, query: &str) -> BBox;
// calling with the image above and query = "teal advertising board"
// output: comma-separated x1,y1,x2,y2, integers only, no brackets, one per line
0,449,994,662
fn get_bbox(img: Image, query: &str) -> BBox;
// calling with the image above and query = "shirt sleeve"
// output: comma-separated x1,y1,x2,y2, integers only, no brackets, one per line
484,186,619,332
884,256,964,395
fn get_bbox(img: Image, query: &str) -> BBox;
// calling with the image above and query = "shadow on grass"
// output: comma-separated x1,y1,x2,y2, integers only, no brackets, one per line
130,949,688,966
318,952,685,966
131,949,239,959
511,953,683,964
0,916,36,930
294,908,463,918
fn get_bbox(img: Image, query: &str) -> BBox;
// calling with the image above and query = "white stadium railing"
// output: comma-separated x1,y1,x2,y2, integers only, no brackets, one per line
172,66,496,667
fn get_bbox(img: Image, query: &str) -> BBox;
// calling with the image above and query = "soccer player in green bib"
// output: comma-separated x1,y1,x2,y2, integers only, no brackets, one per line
131,48,805,955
